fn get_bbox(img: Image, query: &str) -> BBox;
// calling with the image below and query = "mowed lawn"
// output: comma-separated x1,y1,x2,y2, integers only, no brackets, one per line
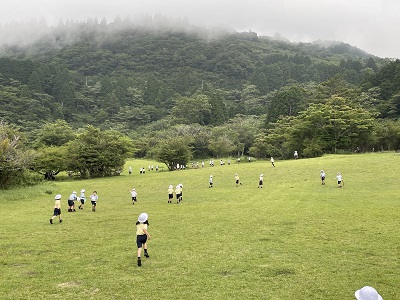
0,153,399,299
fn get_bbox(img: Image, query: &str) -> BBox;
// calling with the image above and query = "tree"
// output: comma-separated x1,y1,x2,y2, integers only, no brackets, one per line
66,125,134,177
171,95,211,125
208,135,235,158
0,121,37,188
32,146,68,180
34,120,76,148
153,137,192,171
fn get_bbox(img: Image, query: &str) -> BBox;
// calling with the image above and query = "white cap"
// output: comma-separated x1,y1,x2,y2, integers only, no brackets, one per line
138,213,148,223
260,174,263,177
210,175,213,177
54,194,61,200
81,189,85,193
355,286,382,300
179,183,183,188
73,191,77,194
169,185,173,189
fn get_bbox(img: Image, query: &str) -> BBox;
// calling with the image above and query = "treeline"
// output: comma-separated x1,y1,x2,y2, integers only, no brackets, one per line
1,21,400,188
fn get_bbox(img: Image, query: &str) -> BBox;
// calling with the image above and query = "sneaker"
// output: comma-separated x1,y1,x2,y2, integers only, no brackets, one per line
50,219,53,224
144,253,150,258
138,258,142,266
59,219,63,223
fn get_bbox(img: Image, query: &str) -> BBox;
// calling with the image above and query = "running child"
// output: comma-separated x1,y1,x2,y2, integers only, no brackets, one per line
168,185,174,203
68,191,77,212
235,173,241,186
136,212,150,266
320,170,326,185
90,191,98,211
78,189,86,209
130,188,137,205
336,172,343,188
258,174,264,188
270,157,275,167
175,185,182,203
50,194,62,224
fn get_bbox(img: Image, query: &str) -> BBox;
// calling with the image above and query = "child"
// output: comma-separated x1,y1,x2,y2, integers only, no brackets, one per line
78,189,86,209
128,166,132,175
168,185,174,203
68,191,77,212
130,188,137,205
320,170,326,185
235,173,241,186
90,191,98,211
294,151,298,159
175,185,182,203
209,175,213,188
336,172,343,188
179,184,183,201
270,157,275,167
258,174,263,188
50,194,62,224
136,212,150,266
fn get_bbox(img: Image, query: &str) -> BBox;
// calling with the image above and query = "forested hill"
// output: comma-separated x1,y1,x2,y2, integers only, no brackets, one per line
0,19,398,136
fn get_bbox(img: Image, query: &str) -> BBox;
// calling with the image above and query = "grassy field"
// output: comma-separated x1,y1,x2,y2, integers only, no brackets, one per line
0,153,399,299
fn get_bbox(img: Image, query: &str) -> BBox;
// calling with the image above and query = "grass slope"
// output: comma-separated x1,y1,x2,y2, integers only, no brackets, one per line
0,153,399,299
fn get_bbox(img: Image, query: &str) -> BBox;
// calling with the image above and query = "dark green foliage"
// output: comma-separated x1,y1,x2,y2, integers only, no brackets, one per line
65,126,134,178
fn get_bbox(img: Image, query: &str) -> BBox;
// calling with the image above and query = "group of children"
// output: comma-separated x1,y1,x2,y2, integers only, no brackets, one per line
320,170,344,187
50,189,98,224
167,184,183,203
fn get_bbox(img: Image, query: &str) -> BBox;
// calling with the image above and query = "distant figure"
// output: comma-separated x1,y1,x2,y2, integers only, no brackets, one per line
320,170,326,185
142,167,145,174
258,174,263,188
90,191,98,211
50,194,62,224
354,286,383,300
294,151,298,159
202,161,205,168
139,167,143,174
227,159,230,165
248,156,251,162
336,172,343,188
237,158,240,164
167,185,174,203
209,175,213,188
128,166,132,175
235,173,241,186
156,165,159,171
270,157,275,167
129,188,137,205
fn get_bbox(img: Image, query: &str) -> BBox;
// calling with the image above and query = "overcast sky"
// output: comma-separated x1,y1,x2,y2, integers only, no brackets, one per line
0,0,399,58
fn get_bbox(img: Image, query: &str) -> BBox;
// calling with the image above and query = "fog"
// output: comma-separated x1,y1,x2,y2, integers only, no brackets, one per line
0,0,399,58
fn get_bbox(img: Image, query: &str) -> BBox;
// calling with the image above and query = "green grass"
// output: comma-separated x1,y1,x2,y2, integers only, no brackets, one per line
0,153,399,299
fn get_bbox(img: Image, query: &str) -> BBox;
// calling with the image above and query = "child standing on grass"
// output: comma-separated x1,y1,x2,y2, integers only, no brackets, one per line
168,185,174,203
209,175,213,188
129,188,137,205
320,170,326,185
136,212,150,267
78,189,86,209
50,194,62,224
258,174,263,188
336,172,343,188
90,191,98,211
270,157,275,167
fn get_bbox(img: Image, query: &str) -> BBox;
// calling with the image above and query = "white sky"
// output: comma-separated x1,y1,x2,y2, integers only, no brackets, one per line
0,0,399,58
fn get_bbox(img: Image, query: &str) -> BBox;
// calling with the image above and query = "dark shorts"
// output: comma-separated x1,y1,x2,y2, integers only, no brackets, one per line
53,208,61,216
91,201,97,206
132,197,137,201
210,182,213,186
259,180,263,185
168,194,173,199
236,180,239,184
337,181,341,184
68,200,74,206
80,199,85,204
176,194,181,199
321,176,325,181
136,234,147,248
